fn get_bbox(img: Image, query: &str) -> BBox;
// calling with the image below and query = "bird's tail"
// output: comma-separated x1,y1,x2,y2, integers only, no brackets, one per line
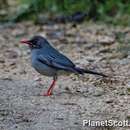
74,67,107,77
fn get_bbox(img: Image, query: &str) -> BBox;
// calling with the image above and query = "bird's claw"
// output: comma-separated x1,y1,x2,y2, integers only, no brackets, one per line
42,92,52,96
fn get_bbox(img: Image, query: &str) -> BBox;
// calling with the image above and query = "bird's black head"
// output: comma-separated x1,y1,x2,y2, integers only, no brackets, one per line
20,35,48,49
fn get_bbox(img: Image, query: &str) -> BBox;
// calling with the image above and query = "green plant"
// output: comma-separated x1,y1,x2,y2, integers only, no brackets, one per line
5,0,130,25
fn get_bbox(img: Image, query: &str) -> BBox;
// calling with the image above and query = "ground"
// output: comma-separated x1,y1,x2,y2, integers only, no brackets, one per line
0,22,130,130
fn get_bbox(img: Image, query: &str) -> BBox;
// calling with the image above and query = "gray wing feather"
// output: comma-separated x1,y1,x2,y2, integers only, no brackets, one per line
38,54,75,72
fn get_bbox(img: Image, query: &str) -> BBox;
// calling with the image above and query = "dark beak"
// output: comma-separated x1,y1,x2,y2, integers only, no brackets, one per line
20,39,32,45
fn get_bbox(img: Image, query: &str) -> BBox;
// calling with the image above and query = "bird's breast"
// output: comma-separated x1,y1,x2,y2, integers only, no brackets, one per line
31,56,57,77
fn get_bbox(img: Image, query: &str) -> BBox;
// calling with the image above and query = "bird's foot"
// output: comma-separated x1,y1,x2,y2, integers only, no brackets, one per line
41,79,56,96
42,92,52,96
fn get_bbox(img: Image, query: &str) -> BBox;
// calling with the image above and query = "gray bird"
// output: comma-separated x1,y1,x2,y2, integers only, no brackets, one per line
20,35,107,96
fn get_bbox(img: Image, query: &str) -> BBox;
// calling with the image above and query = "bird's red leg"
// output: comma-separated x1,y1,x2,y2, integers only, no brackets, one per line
43,76,57,96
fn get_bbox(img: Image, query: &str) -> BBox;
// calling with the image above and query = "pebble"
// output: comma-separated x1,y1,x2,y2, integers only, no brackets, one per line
126,81,130,94
105,98,114,103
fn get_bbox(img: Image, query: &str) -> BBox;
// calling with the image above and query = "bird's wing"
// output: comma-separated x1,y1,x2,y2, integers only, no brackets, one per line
38,52,75,71
49,46,75,67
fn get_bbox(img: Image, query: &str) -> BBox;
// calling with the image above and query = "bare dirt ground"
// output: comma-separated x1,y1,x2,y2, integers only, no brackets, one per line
0,22,130,130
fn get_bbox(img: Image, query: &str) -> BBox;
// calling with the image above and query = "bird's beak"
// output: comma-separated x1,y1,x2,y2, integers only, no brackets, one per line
20,39,32,45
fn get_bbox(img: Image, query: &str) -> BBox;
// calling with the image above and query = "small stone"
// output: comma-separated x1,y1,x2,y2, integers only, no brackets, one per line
0,59,5,63
89,87,104,97
97,35,115,45
127,82,130,94
105,98,114,103
93,90,104,96
4,49,19,59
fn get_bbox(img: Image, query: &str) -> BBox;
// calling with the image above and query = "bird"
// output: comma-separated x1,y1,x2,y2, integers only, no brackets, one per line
20,35,107,96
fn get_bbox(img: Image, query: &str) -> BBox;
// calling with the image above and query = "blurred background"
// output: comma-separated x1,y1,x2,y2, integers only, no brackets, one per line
1,0,130,26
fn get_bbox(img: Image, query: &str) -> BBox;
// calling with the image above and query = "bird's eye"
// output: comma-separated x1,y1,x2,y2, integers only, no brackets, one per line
32,44,37,48
29,39,41,48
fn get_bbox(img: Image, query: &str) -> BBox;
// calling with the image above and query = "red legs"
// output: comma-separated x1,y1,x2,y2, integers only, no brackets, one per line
43,76,57,96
